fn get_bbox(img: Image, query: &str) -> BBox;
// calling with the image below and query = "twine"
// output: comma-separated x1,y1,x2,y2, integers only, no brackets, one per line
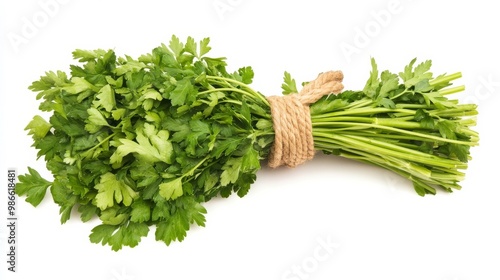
267,71,344,168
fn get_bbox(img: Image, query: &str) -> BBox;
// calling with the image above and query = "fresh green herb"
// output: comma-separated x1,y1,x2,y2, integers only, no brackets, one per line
17,36,478,250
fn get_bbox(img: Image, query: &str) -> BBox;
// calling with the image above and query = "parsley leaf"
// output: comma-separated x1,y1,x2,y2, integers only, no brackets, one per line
199,37,211,57
94,173,138,210
169,78,197,106
16,167,52,206
159,178,183,200
130,200,151,223
94,84,115,112
90,222,149,251
25,115,52,139
220,157,242,186
110,123,173,165
281,71,298,95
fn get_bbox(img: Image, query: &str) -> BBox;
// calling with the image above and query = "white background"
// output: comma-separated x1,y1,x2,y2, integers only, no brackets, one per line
1,0,499,279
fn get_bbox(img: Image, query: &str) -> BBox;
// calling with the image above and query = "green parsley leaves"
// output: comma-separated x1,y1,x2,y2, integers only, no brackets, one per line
17,36,478,250
18,35,273,250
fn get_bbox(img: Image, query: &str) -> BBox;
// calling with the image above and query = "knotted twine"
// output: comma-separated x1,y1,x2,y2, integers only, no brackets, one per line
266,71,344,168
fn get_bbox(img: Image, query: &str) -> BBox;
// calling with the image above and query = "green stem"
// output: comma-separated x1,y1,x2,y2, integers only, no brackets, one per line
428,105,477,117
390,88,410,100
313,122,476,146
181,157,209,180
429,72,462,86
314,132,466,169
199,87,263,103
313,139,457,192
311,107,417,119
206,75,269,106
438,85,465,95
313,116,417,128
85,132,117,154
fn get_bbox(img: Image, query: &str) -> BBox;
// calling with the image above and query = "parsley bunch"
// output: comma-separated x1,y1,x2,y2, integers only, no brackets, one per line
17,36,478,250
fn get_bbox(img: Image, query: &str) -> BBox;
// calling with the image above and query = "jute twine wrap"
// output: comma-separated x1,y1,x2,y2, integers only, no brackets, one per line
267,71,344,168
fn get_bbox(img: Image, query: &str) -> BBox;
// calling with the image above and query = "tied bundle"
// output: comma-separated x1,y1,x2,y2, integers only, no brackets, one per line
17,36,478,251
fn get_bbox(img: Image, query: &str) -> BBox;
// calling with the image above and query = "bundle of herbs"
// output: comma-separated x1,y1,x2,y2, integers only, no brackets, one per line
17,36,478,250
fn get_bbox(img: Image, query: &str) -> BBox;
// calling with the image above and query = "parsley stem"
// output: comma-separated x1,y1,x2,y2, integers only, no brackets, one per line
314,132,465,169
199,87,264,104
181,157,209,180
84,132,117,154
438,85,465,95
390,88,410,100
429,106,478,118
312,107,417,118
429,72,462,86
205,75,269,106
395,103,436,109
313,122,476,146
314,138,462,193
